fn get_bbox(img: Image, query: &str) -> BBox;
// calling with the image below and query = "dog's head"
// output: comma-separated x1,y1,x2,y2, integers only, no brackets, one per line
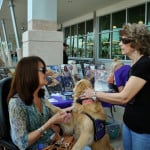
73,79,93,101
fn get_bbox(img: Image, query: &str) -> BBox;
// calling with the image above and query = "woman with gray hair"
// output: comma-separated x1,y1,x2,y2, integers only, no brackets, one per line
80,23,150,150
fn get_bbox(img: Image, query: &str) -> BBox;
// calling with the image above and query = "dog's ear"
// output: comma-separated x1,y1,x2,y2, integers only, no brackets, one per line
45,99,61,113
75,79,93,90
74,79,93,98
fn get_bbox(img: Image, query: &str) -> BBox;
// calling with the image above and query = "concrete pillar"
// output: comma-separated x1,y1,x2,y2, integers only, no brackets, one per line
23,0,63,65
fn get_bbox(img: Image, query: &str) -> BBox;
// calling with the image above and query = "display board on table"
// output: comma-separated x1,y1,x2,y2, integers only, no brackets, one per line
46,65,62,94
60,64,75,91
83,63,95,87
46,64,83,94
94,64,111,92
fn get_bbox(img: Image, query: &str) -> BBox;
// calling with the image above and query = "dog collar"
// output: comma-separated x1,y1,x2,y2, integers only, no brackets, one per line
82,99,94,105
77,98,94,105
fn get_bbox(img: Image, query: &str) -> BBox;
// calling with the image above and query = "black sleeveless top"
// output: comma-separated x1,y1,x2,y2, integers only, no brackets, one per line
123,56,150,133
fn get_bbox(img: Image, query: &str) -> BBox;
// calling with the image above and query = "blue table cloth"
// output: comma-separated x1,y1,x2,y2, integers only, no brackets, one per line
49,94,113,109
49,95,73,108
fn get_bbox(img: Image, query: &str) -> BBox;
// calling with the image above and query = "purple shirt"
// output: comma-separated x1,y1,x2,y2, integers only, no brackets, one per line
114,65,131,87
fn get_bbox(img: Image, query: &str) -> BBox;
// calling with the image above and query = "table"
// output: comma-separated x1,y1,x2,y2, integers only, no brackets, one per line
49,95,73,108
49,95,115,118
48,94,114,112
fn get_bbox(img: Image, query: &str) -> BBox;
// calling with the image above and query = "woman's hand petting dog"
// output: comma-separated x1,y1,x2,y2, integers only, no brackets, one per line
80,88,95,99
48,111,72,125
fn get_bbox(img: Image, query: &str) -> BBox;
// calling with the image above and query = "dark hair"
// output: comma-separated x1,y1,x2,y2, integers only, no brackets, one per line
63,43,68,47
7,56,46,105
120,23,150,56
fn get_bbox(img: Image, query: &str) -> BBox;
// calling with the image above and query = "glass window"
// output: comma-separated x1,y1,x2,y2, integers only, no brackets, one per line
64,2,148,61
99,15,110,31
127,4,145,24
70,25,77,57
86,34,94,58
99,31,110,59
78,36,86,57
71,24,77,36
78,22,85,35
147,2,150,25
86,19,93,34
64,27,71,56
111,10,126,59
64,27,70,38
78,22,85,57
99,15,110,58
112,10,126,29
86,19,94,58
111,29,126,59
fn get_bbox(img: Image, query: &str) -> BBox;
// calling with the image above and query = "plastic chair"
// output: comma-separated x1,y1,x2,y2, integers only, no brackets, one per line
0,77,19,150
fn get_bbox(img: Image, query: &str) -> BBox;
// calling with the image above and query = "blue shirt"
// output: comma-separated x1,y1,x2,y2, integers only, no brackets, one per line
114,65,131,87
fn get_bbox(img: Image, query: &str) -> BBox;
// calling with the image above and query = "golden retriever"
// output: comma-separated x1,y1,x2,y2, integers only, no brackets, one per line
45,79,114,150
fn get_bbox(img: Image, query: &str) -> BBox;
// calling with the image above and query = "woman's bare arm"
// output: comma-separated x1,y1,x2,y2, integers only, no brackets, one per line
80,76,146,105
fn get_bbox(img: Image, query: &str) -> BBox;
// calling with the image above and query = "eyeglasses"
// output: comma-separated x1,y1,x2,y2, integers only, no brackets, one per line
120,37,134,44
37,67,47,74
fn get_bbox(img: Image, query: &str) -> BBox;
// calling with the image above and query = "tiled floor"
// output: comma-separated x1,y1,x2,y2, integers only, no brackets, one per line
111,135,123,150
105,105,125,150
